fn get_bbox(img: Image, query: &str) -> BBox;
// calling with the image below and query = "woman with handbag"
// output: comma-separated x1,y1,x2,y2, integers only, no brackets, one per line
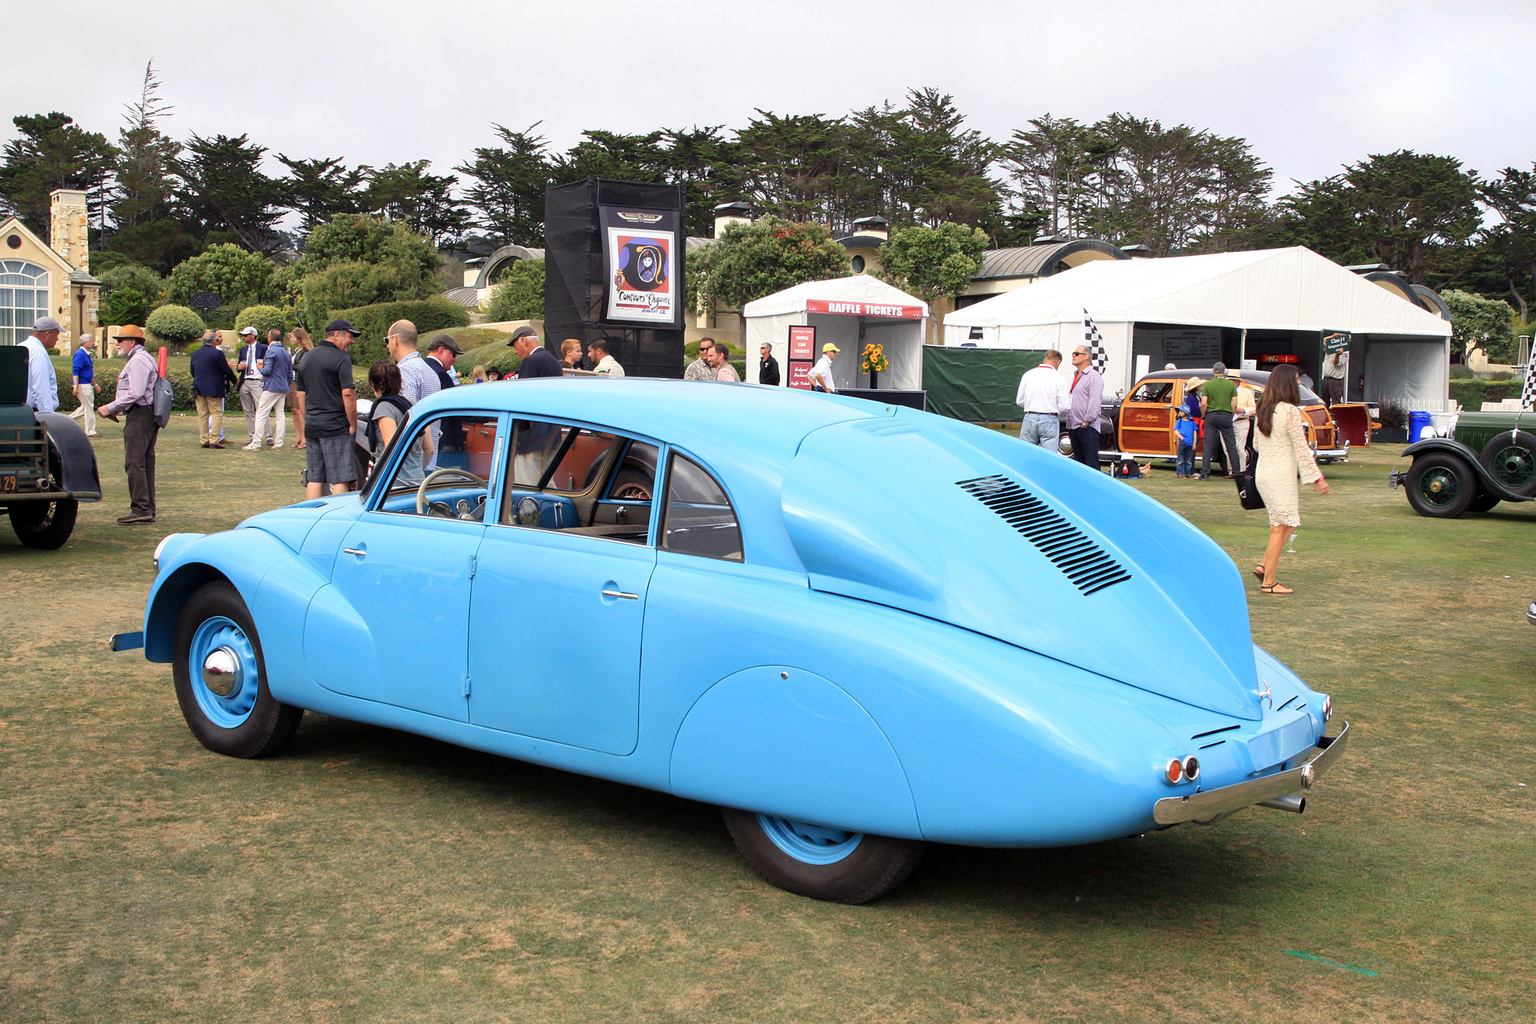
1251,364,1330,594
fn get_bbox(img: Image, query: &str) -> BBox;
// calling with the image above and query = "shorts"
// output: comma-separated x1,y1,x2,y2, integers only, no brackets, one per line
306,433,358,485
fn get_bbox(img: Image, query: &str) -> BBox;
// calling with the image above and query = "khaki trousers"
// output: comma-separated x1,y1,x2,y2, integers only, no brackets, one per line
252,390,287,447
195,394,224,445
69,383,96,434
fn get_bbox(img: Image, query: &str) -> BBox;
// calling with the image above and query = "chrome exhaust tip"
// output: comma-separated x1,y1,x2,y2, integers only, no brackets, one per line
1257,794,1306,814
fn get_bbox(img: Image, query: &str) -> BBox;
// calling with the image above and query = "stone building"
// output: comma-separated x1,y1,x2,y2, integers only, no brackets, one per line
0,189,101,349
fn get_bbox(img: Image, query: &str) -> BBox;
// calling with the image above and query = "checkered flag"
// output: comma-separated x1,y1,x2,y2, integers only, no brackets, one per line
1082,308,1108,375
1523,355,1536,410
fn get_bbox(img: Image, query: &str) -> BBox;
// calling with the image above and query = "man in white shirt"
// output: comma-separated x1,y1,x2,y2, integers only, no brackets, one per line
1015,349,1069,447
589,338,625,377
808,343,838,393
21,316,61,414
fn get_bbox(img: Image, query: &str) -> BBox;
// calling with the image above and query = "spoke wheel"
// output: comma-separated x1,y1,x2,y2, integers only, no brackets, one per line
9,498,78,549
722,807,924,904
1479,431,1536,496
1405,453,1475,518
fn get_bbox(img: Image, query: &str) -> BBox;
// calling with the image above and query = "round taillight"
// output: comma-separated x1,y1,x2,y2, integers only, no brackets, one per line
1164,757,1184,785
1182,756,1200,782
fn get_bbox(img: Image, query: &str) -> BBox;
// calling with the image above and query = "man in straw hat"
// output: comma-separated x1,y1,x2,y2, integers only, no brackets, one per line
97,325,161,523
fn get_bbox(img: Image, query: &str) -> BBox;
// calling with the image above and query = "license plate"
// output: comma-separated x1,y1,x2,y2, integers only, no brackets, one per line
0,472,17,494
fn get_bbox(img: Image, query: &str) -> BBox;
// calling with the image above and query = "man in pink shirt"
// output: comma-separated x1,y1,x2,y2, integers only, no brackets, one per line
97,325,161,523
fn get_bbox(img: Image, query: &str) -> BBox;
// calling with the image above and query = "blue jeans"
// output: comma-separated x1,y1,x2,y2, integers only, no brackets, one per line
1019,412,1059,448
1176,441,1196,476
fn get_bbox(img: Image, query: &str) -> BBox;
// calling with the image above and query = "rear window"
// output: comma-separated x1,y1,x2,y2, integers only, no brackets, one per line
661,455,742,562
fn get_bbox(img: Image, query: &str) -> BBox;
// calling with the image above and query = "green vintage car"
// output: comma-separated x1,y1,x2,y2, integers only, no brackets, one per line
0,345,102,547
1391,409,1536,518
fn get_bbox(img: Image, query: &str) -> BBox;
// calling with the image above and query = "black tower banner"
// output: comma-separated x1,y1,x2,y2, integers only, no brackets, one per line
545,177,686,379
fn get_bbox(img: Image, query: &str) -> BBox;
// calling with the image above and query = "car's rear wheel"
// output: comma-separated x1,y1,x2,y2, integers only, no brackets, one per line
721,808,924,904
173,581,302,758
9,498,77,549
1405,453,1476,518
1478,431,1536,496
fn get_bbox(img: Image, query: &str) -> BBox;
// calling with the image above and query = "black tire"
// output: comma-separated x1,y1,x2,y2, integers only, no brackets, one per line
9,498,78,549
1405,452,1476,518
722,807,924,904
172,581,303,758
1478,431,1536,497
609,465,654,501
1469,492,1502,514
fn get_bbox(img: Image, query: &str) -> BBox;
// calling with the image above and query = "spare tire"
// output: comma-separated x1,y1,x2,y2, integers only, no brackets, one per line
1478,431,1536,496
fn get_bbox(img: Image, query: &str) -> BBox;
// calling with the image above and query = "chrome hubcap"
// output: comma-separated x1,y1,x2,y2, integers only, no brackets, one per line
202,646,241,697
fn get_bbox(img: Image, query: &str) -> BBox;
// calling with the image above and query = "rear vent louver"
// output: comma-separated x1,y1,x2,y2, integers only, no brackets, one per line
957,474,1133,596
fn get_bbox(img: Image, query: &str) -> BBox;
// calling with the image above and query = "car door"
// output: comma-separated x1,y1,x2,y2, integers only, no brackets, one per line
309,413,504,722
1118,379,1178,456
465,420,657,755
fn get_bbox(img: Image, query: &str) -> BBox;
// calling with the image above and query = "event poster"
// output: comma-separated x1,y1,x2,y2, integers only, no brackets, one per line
601,205,681,327
787,325,816,389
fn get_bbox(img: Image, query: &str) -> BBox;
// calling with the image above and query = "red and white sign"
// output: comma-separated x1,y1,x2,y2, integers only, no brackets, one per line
788,360,814,390
805,299,924,319
788,325,816,360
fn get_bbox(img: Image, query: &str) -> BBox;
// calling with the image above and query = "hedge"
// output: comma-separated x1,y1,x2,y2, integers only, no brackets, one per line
1449,379,1526,409
55,363,369,413
326,297,471,365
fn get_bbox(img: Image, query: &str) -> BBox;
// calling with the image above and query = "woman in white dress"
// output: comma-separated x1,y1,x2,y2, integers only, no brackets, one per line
1252,365,1330,594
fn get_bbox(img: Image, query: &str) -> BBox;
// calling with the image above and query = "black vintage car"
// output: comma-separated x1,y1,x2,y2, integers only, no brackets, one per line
0,345,101,547
1390,409,1536,518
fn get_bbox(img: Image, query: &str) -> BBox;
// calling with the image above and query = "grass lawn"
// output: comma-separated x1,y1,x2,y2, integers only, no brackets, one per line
2,419,1534,1023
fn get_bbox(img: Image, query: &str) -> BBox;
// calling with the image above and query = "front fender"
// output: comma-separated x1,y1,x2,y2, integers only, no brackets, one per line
668,667,922,839
1401,438,1528,501
37,412,101,499
143,530,327,664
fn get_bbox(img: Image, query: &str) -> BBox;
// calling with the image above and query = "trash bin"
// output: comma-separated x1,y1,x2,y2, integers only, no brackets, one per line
1408,410,1432,443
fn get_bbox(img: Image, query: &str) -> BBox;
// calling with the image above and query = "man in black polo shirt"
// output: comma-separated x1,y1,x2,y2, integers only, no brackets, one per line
296,319,360,498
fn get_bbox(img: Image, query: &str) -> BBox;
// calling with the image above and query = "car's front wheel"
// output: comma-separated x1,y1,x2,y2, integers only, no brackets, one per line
721,808,924,904
173,581,303,758
8,498,77,549
1405,452,1476,518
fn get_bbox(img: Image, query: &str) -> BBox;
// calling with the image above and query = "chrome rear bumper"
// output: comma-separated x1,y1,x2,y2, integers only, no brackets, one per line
1153,721,1350,826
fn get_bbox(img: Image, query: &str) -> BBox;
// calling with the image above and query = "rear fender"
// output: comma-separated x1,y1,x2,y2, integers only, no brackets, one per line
36,412,101,499
1403,438,1527,501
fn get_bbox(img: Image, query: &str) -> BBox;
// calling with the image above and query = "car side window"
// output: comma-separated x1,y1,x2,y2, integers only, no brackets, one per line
661,455,742,562
1130,382,1174,403
374,414,500,521
498,419,654,545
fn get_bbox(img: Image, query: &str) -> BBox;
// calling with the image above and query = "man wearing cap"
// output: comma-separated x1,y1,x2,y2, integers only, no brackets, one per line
759,342,780,386
1199,362,1240,481
21,316,61,414
295,320,360,499
425,334,462,390
509,326,562,380
97,326,160,523
191,329,239,448
685,339,715,381
235,325,268,444
69,330,100,436
589,338,624,377
247,329,293,450
808,343,838,393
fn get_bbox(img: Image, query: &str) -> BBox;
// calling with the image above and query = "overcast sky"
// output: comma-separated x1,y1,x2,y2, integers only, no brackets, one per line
7,0,1532,201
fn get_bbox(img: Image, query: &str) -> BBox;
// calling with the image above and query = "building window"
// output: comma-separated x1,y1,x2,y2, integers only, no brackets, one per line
0,260,50,345
851,255,866,273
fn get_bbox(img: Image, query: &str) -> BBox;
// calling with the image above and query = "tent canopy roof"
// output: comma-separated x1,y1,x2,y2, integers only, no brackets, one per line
943,247,1450,338
743,273,929,319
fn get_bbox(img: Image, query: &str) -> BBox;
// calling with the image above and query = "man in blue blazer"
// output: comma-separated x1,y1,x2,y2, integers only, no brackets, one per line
190,331,239,448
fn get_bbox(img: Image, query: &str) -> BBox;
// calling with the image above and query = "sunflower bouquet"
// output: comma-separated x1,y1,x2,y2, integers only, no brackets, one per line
860,343,890,374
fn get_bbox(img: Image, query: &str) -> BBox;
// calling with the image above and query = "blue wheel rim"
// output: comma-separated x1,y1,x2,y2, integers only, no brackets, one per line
188,615,259,728
758,814,863,865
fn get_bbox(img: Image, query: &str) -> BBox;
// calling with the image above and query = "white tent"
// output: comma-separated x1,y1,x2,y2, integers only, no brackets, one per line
943,247,1454,410
743,274,929,391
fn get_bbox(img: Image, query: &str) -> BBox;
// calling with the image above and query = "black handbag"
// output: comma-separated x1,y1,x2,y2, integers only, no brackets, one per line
1235,420,1265,510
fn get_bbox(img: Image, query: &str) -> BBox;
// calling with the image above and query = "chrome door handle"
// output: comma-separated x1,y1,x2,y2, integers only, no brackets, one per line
601,589,639,600
343,548,366,557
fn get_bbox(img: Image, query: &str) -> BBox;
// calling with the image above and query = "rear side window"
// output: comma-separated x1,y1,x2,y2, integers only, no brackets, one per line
662,455,742,561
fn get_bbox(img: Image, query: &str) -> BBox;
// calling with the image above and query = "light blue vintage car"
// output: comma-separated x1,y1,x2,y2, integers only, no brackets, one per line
116,378,1347,903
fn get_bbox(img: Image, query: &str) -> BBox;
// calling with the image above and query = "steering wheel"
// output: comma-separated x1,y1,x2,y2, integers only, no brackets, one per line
416,467,484,516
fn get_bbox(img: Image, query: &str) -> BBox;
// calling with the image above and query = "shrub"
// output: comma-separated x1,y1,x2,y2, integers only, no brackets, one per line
166,243,278,310
234,304,294,339
326,297,471,365
482,260,544,321
101,288,149,327
146,304,207,347
1448,364,1474,379
1449,379,1526,410
99,262,167,305
56,367,198,412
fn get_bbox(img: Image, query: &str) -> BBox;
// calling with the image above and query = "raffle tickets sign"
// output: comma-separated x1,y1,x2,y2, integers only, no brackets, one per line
787,325,816,390
601,206,681,327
